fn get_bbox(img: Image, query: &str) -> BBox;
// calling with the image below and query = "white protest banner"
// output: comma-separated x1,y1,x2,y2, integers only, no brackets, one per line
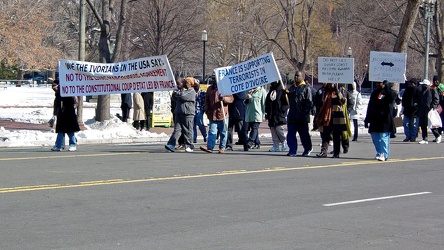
58,55,176,96
369,51,407,83
318,57,354,84
214,52,281,96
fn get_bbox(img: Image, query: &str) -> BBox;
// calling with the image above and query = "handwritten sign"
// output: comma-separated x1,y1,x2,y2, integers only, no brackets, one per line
369,51,407,83
58,55,176,97
318,57,354,84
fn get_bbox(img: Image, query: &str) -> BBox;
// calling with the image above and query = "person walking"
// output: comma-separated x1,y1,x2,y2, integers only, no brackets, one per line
200,79,234,153
285,71,313,157
348,82,362,141
417,79,440,144
141,92,153,131
171,77,185,148
132,92,146,130
226,91,248,151
401,78,420,142
265,80,289,152
165,77,196,152
245,86,267,149
120,93,132,122
193,80,207,143
364,80,398,161
315,83,347,158
50,80,80,151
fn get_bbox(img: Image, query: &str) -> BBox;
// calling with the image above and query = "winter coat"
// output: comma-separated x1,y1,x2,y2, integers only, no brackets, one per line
133,92,146,121
349,90,362,120
141,92,153,116
286,82,313,124
204,84,234,121
54,91,80,134
228,91,247,121
418,86,439,127
401,86,420,117
120,93,132,109
265,82,289,127
245,86,267,123
173,87,196,117
364,86,397,133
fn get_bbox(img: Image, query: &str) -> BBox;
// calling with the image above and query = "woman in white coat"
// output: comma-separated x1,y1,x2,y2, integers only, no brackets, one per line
348,82,362,141
133,92,146,130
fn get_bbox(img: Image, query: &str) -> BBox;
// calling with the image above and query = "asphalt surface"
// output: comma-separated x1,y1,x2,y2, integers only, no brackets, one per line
1,134,443,249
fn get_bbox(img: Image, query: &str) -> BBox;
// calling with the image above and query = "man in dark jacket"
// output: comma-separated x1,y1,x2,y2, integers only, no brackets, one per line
286,71,313,156
401,78,420,142
265,80,289,152
417,79,440,144
120,93,132,122
141,92,153,131
226,90,248,151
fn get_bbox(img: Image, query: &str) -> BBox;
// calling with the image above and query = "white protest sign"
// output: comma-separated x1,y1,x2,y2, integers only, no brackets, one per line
58,55,176,96
369,51,407,83
214,52,281,96
318,57,354,84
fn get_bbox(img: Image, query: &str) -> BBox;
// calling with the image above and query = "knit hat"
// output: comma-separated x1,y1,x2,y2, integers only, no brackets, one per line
419,79,431,86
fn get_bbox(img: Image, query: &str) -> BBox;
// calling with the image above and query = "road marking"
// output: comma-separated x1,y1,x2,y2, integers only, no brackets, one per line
322,192,432,207
0,155,443,194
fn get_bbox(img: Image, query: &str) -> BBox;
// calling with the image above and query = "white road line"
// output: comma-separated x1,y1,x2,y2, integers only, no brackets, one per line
323,192,432,207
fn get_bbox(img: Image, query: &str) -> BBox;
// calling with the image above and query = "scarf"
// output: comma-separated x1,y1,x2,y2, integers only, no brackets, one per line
316,91,333,127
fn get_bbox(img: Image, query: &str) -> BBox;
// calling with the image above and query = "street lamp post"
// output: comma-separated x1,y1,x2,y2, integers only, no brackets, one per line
201,30,208,82
423,0,436,80
346,47,352,58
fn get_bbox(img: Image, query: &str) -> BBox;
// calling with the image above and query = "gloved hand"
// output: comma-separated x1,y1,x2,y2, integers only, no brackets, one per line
364,123,369,128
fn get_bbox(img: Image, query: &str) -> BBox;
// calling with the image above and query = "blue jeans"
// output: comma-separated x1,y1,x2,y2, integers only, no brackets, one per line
193,110,207,142
370,132,390,159
55,132,76,149
207,119,228,150
403,115,418,139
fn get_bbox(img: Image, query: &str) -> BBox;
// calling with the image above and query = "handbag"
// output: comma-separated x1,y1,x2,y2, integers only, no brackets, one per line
428,109,442,128
48,116,56,128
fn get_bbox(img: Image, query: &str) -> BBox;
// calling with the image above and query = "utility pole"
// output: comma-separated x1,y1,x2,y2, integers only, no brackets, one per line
77,0,86,129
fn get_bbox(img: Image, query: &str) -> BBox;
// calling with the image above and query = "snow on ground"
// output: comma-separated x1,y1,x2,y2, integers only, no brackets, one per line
0,85,168,147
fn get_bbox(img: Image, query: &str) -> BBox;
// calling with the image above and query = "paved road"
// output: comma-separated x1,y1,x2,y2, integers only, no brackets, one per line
1,136,443,249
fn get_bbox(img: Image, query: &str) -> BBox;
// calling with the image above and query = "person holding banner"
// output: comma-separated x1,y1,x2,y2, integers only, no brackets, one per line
50,80,80,152
165,77,196,153
245,86,267,149
265,80,289,152
120,93,132,123
315,83,347,158
364,80,397,161
285,71,313,157
200,79,234,154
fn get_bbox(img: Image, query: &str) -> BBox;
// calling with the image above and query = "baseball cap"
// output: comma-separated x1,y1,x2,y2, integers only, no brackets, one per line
419,79,431,86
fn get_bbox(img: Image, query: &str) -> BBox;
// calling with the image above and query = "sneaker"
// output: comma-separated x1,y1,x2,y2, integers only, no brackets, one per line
51,146,62,151
316,152,327,158
68,146,77,152
302,148,313,156
185,147,193,152
165,144,175,152
376,153,386,161
436,136,442,144
418,140,428,144
226,145,233,151
200,146,212,153
269,146,280,152
281,142,288,151
218,148,225,154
